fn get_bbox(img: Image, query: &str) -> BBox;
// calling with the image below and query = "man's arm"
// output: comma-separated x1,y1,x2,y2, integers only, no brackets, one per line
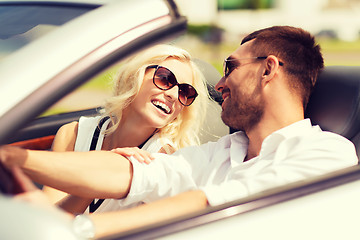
0,145,133,199
8,163,207,239
90,190,208,239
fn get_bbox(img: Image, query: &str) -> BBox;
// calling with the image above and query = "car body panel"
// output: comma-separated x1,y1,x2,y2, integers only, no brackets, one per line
0,0,171,115
0,0,186,238
0,1,359,239
109,165,360,239
0,195,78,239
0,0,186,144
159,177,360,240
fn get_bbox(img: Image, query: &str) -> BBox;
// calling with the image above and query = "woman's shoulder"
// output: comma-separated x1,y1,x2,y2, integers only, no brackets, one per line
52,121,79,151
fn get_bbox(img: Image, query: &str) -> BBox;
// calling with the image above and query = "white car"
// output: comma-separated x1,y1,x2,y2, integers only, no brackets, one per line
0,0,359,239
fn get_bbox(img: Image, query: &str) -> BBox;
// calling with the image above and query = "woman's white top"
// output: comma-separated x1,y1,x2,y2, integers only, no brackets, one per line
74,116,174,212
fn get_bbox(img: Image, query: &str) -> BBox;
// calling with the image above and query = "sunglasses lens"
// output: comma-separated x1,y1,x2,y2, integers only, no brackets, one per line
223,61,228,77
178,84,198,106
153,67,176,90
224,60,236,77
152,66,198,106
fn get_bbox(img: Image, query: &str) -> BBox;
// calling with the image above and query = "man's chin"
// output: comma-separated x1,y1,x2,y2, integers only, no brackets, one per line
221,113,233,128
221,113,246,131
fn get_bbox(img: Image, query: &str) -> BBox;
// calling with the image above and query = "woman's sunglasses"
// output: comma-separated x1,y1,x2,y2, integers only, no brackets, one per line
147,65,198,106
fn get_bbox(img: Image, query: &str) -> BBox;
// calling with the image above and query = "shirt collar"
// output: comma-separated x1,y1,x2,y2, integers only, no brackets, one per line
259,118,317,158
229,131,249,166
272,118,315,138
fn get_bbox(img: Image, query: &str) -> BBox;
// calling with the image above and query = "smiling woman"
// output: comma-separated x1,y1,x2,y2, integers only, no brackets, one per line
41,44,210,213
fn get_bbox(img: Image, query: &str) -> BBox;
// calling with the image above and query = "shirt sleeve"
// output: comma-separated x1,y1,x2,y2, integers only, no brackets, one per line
116,152,196,206
115,143,214,207
202,131,358,206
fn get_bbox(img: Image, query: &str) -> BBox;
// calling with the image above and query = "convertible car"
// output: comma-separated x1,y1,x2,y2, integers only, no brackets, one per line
0,0,359,239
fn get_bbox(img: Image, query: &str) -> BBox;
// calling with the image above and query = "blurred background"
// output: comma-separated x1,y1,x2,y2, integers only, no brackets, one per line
173,0,360,69
47,0,360,115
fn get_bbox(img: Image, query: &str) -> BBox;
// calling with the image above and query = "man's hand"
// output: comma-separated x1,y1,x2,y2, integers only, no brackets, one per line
0,145,27,170
0,145,29,195
0,159,15,194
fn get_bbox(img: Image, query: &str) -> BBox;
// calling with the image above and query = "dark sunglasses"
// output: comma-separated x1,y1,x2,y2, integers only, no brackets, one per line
223,56,284,77
147,65,198,106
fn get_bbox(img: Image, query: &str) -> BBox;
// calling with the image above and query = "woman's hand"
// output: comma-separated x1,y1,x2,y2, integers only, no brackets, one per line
111,147,154,164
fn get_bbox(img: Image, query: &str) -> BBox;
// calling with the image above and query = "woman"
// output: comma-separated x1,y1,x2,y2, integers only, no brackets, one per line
42,44,209,213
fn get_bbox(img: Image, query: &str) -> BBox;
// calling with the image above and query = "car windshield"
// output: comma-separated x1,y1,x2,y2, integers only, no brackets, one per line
0,4,97,61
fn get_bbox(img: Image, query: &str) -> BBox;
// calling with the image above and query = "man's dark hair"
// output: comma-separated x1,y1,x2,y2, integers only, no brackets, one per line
241,26,324,108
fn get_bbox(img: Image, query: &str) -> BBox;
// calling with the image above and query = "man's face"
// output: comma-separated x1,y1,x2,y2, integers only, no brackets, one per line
215,40,265,132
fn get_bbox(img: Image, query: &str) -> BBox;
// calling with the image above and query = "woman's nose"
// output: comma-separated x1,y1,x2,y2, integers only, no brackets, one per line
164,86,178,101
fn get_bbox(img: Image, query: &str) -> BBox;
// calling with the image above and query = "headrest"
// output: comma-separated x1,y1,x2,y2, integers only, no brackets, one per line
193,59,223,103
305,66,360,140
193,59,228,143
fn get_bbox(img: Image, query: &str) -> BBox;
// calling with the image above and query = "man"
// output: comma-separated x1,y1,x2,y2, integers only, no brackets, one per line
1,26,358,238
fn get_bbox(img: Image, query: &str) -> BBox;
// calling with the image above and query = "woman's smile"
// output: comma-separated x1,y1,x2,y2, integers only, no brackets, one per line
151,99,172,114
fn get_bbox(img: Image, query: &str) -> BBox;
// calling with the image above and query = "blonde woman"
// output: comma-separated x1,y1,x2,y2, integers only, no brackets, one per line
42,44,209,213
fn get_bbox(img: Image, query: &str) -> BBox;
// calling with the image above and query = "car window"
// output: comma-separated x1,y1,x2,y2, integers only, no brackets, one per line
42,65,115,117
0,4,97,61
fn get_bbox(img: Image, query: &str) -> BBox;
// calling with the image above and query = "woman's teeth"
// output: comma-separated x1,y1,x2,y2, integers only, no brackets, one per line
152,100,171,114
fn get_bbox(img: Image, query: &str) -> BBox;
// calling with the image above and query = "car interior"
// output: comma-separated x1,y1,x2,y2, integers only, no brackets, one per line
9,65,360,162
305,66,360,160
4,61,360,239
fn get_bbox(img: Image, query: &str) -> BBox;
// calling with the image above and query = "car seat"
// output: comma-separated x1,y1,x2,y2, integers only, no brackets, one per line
194,59,228,144
305,66,360,159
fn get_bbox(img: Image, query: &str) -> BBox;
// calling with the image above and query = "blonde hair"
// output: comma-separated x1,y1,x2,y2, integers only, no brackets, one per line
101,44,209,150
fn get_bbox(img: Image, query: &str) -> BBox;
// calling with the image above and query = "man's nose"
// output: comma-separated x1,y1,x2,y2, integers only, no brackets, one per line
215,76,225,93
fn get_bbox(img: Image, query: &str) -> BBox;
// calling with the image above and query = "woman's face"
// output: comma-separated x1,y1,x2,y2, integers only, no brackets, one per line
127,58,194,129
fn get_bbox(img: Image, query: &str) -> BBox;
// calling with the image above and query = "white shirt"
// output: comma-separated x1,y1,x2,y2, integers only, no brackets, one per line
74,116,174,212
117,119,358,207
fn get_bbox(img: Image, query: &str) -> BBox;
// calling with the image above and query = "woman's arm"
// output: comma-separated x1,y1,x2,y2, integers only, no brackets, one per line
43,122,96,214
90,190,208,239
42,122,79,203
51,122,78,151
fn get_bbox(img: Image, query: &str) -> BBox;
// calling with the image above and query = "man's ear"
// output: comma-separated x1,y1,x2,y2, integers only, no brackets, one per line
262,55,281,84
